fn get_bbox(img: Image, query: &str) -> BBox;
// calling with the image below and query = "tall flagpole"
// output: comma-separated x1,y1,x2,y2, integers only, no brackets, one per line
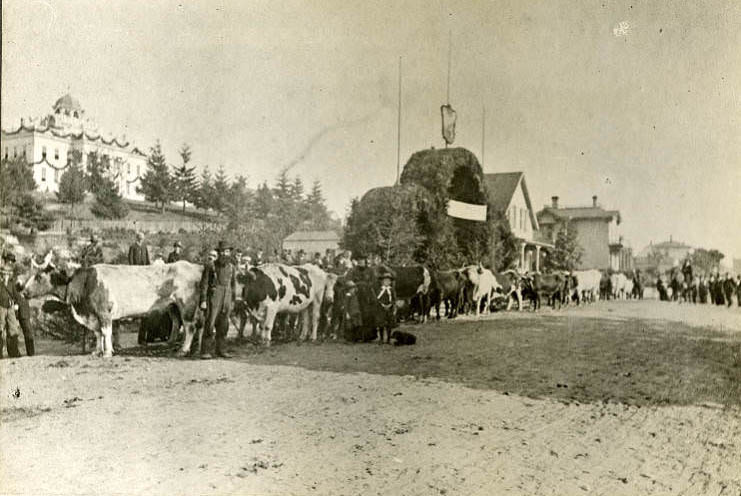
396,56,402,185
481,105,486,168
446,30,452,105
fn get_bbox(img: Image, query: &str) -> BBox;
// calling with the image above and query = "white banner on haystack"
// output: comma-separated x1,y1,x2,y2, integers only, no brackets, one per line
447,200,487,221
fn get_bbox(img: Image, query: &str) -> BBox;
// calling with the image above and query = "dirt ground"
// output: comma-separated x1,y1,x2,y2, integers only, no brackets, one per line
1,300,740,495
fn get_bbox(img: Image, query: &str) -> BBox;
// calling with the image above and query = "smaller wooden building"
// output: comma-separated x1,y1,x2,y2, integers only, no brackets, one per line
282,230,340,256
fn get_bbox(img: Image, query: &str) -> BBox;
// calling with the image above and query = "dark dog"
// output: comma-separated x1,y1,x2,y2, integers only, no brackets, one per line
390,330,416,346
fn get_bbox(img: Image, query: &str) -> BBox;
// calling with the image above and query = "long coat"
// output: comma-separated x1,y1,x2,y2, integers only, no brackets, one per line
128,243,150,265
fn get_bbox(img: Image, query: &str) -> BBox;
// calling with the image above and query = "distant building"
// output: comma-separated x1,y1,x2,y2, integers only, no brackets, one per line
537,195,632,271
282,230,340,256
484,172,552,271
0,93,147,200
635,237,693,274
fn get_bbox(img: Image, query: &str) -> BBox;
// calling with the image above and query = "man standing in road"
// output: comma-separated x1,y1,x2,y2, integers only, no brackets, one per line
0,263,22,358
167,241,183,263
199,241,236,359
128,232,150,265
80,233,104,267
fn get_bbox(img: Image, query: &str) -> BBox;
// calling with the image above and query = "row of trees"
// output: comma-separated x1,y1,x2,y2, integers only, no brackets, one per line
135,142,336,253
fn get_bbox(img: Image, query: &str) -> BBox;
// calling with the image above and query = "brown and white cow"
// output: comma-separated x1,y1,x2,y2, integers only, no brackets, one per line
24,260,203,357
460,264,502,316
493,269,523,311
236,263,329,345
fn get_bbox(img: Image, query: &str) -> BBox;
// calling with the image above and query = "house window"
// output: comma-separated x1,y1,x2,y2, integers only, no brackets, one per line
41,166,46,181
13,147,17,158
22,147,26,158
127,164,131,175
42,146,47,159
54,148,59,160
54,168,60,182
4,147,8,159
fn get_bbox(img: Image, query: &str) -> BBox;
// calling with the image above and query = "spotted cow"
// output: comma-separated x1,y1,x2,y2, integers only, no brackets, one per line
238,263,329,345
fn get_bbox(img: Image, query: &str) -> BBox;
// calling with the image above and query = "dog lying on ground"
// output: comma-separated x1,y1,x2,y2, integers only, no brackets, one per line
390,330,416,346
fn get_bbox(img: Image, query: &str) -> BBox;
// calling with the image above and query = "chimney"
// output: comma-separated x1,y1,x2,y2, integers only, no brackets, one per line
592,195,598,207
551,196,559,208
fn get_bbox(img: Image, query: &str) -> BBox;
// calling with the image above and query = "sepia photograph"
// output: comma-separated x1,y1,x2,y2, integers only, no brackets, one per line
1,1,740,494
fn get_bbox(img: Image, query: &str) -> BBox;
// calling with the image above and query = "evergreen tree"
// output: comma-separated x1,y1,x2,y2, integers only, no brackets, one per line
212,166,230,213
14,194,54,233
85,151,111,196
90,179,129,219
56,160,86,217
195,166,214,212
138,141,172,212
0,156,36,209
254,181,274,219
544,222,583,272
172,143,198,213
305,180,331,230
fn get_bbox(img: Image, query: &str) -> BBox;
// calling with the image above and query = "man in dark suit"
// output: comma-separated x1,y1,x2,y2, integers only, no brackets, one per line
0,263,21,358
199,241,236,359
80,233,104,267
166,241,183,263
128,232,150,265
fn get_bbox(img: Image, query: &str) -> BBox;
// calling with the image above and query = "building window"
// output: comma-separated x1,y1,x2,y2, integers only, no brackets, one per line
136,165,140,176
42,146,47,159
4,147,7,159
55,108,61,115
22,147,26,158
13,147,17,158
127,164,131,175
41,166,46,181
73,111,79,118
54,148,59,160
54,168,60,182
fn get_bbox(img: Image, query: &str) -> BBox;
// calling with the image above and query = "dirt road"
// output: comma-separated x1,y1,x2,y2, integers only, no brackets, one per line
1,300,740,495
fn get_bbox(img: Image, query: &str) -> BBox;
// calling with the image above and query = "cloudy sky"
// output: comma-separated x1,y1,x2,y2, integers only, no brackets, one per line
2,0,739,260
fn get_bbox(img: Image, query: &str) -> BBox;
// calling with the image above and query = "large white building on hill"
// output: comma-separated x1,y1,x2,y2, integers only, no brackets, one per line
0,93,147,201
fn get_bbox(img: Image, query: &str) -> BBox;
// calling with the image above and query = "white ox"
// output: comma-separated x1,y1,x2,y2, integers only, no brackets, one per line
610,273,629,299
572,269,601,304
25,259,203,357
461,264,503,316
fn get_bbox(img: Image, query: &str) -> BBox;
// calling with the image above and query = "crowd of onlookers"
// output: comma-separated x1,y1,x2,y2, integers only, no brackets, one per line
655,258,740,307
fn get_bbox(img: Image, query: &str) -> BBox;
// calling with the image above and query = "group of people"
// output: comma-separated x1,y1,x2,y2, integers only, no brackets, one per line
656,259,741,306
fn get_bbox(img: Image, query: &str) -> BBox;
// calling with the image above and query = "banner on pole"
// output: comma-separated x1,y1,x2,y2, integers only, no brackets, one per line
441,104,457,145
447,199,487,221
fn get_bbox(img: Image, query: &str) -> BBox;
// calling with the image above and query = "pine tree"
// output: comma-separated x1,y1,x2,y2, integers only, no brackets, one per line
305,180,331,230
85,151,111,196
212,166,230,213
90,179,129,219
172,143,197,213
138,140,172,213
0,156,36,210
57,160,86,217
545,222,583,272
195,166,214,212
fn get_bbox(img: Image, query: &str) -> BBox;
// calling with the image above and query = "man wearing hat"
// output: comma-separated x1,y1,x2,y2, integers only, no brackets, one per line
376,271,397,344
0,261,22,358
80,233,104,268
128,232,150,266
167,241,183,263
198,241,236,359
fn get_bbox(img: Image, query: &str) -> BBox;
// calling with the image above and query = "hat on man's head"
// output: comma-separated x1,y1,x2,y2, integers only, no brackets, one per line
378,271,394,280
90,233,99,242
216,241,228,252
208,249,218,259
173,241,183,248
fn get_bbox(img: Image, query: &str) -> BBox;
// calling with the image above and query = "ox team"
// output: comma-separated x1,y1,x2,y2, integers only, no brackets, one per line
3,232,741,359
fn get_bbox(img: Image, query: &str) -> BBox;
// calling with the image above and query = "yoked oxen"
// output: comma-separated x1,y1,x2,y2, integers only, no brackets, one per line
572,269,601,304
24,258,203,357
521,272,566,311
460,264,502,316
390,265,432,323
429,269,465,319
492,269,523,311
236,263,329,345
